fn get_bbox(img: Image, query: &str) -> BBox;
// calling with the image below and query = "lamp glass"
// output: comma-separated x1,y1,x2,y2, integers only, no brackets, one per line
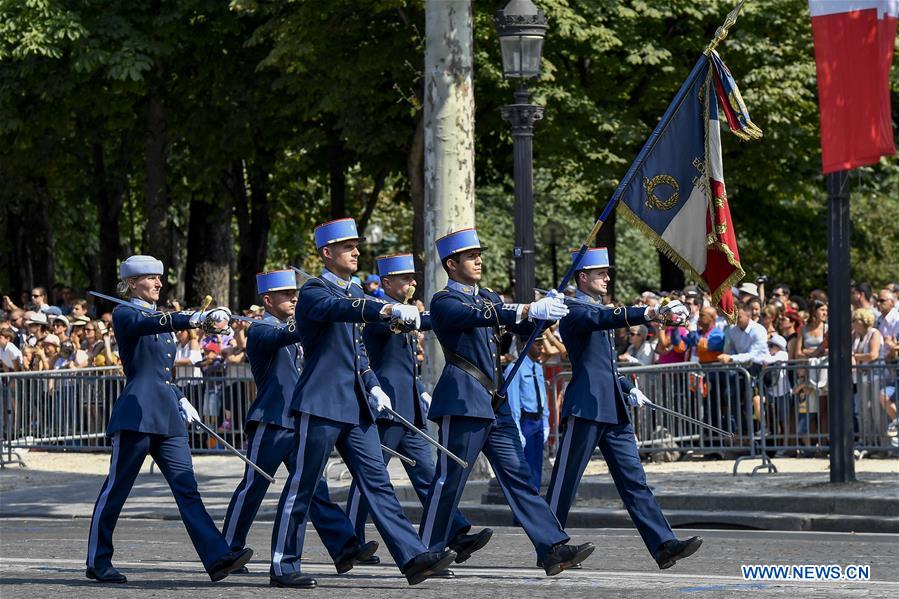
499,34,544,79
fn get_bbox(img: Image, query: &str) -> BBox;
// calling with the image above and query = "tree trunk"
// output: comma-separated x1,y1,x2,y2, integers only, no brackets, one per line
356,170,387,237
185,194,232,307
423,0,476,389
409,114,425,300
92,143,126,295
229,155,273,310
2,197,29,295
659,253,685,293
30,181,54,291
142,82,172,293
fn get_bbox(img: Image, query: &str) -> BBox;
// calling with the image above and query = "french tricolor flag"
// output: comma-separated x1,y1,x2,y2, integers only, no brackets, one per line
809,1,897,173
613,52,758,321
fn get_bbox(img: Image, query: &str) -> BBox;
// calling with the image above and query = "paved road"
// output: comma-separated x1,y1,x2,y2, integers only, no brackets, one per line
1,520,896,598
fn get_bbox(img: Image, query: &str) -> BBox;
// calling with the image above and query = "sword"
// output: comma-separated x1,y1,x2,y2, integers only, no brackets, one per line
89,290,164,315
633,379,733,438
383,406,468,469
380,444,416,467
230,313,288,328
644,400,733,438
193,419,276,483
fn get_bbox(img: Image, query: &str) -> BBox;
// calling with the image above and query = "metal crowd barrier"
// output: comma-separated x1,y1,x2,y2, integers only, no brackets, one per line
756,359,899,455
5,360,896,464
546,359,898,467
0,366,257,455
547,363,754,460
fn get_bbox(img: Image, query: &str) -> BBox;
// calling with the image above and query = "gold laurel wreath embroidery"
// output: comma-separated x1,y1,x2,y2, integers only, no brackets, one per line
643,174,680,210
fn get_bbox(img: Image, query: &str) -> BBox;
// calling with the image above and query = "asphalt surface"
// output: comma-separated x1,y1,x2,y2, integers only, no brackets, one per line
1,520,896,598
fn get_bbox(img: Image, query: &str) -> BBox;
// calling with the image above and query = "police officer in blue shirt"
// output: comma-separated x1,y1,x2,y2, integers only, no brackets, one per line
344,254,489,573
419,228,595,576
545,247,703,570
503,339,550,491
221,269,379,588
269,219,456,587
85,255,252,583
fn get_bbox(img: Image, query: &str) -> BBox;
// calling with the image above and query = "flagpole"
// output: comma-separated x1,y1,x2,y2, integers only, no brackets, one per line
498,1,750,398
827,170,855,483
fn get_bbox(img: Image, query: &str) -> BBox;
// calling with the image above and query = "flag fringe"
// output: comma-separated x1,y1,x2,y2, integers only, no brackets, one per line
617,202,745,324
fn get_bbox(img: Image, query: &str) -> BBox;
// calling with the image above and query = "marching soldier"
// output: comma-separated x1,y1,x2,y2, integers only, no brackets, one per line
419,228,595,576
269,219,457,587
344,254,490,574
86,255,252,583
545,247,703,569
221,269,379,585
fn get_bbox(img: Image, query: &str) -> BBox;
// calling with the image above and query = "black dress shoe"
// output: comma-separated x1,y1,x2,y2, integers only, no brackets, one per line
431,569,455,578
232,565,250,574
334,540,380,574
270,572,317,588
653,536,703,569
357,555,381,566
448,528,493,564
402,548,457,586
542,542,595,576
85,565,127,583
208,547,254,582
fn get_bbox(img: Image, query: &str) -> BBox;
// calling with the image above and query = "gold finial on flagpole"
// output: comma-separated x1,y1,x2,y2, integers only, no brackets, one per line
704,0,747,56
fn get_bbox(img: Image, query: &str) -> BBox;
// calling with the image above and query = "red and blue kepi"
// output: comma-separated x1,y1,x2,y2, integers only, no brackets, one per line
571,247,611,271
314,218,363,249
377,254,416,277
435,228,487,261
256,270,298,294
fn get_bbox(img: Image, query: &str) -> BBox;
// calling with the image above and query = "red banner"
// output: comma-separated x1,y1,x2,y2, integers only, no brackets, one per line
809,1,897,173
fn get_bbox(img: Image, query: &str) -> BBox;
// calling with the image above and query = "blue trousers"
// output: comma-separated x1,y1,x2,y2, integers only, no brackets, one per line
270,414,428,576
222,421,359,560
86,431,230,571
419,415,568,560
520,417,544,491
546,417,675,554
345,420,470,543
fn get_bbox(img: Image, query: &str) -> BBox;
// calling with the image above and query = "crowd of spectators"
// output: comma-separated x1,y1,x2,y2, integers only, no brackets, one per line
2,276,897,449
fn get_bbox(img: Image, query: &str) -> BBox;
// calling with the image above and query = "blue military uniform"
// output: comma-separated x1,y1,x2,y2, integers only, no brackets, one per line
86,257,234,577
419,229,569,562
269,220,436,578
222,270,364,566
345,254,470,543
545,248,676,556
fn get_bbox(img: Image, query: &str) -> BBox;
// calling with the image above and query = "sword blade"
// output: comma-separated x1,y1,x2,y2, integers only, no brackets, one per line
645,400,734,438
193,420,276,483
383,406,468,469
380,444,416,467
230,313,287,328
89,290,161,315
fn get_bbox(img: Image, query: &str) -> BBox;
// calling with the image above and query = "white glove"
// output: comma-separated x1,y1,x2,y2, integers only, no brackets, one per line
370,386,393,412
391,304,421,330
658,300,689,324
419,392,432,410
178,397,201,423
627,388,650,408
528,296,569,321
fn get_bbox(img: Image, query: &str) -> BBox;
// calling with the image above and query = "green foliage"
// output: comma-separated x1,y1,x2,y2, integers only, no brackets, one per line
1,0,896,298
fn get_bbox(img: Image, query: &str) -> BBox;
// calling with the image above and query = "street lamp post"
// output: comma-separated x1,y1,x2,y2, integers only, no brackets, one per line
541,220,564,288
495,0,547,304
367,223,384,273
